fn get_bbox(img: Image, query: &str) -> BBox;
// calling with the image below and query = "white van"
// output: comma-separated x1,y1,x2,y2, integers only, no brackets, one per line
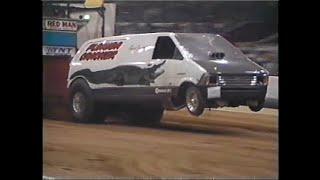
67,32,269,123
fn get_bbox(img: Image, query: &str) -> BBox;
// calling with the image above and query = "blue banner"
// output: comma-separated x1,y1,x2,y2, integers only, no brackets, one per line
43,31,77,47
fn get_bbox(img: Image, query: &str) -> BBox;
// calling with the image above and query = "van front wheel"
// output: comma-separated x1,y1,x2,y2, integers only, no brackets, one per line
185,86,205,116
249,100,265,112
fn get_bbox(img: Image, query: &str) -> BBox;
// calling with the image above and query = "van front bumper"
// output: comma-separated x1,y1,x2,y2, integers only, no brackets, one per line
206,85,267,102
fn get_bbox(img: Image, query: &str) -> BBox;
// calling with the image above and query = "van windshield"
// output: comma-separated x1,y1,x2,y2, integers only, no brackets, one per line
175,33,246,61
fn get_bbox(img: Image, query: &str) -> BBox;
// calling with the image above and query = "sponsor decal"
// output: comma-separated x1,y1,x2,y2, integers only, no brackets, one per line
207,86,221,99
44,19,78,31
155,88,172,94
43,46,76,56
80,41,123,61
129,45,155,53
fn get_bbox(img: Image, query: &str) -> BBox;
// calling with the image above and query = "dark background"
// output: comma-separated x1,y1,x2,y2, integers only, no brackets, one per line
115,1,278,41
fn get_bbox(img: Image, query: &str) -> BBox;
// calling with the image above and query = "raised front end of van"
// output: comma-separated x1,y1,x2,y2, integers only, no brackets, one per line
198,71,268,111
174,33,269,116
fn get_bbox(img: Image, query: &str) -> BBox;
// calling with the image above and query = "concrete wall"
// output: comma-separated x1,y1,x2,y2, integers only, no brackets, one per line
265,76,278,109
69,3,116,49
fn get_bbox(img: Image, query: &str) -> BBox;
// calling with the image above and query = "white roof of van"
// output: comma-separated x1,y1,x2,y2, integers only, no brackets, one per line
85,32,173,42
116,32,176,37
85,32,219,44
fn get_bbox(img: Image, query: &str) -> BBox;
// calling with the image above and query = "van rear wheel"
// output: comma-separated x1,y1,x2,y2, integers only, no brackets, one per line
185,86,205,116
70,89,93,123
70,79,105,123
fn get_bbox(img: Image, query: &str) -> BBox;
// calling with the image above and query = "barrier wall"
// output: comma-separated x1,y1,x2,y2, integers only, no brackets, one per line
265,76,278,109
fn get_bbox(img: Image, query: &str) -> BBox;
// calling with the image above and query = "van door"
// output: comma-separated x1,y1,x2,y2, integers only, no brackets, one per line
151,36,186,87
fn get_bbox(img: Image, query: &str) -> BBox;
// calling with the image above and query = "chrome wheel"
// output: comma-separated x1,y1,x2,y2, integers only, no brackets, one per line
186,91,199,112
185,86,205,116
73,92,86,114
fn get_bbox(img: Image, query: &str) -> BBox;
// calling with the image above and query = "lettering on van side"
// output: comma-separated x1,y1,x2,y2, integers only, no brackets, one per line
155,88,172,94
80,41,123,61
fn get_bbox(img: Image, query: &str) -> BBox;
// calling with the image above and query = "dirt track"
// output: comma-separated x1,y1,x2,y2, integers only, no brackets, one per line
43,107,278,178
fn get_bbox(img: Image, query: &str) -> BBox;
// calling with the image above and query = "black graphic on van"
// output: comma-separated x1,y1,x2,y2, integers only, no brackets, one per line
70,60,166,86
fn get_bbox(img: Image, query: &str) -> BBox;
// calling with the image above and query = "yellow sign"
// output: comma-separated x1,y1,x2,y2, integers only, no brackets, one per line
84,0,103,8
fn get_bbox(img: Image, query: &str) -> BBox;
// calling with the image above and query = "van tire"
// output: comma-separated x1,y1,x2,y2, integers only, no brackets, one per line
249,100,265,112
69,79,104,123
185,86,205,116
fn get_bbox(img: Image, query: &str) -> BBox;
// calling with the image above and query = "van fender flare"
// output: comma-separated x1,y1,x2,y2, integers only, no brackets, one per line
173,77,207,102
166,79,197,110
172,78,198,98
177,77,198,88
68,76,91,89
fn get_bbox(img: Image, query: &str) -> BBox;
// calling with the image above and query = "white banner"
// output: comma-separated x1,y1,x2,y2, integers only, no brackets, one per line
43,46,76,57
44,19,78,31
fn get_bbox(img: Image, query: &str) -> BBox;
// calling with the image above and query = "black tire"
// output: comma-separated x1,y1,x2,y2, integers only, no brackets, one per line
69,79,105,123
249,100,265,112
127,107,164,125
185,86,205,116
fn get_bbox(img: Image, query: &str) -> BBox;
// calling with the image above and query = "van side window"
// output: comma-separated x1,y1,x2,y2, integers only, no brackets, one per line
152,36,183,60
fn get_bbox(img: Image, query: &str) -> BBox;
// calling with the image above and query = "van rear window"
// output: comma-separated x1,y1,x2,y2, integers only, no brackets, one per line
152,36,183,60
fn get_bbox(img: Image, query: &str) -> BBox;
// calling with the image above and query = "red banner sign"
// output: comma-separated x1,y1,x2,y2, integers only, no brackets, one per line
44,19,78,32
